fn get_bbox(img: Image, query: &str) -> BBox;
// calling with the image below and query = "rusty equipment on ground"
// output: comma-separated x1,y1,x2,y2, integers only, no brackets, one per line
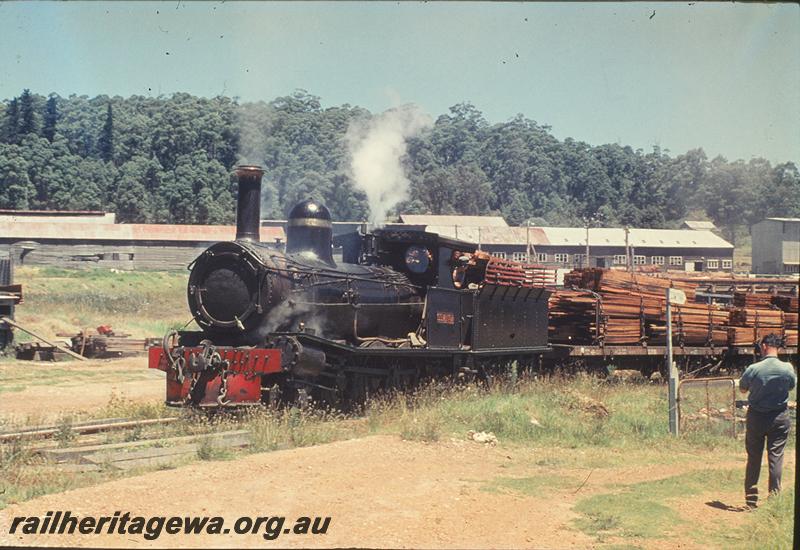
1,245,22,350
15,342,67,361
58,326,161,359
0,285,22,351
2,317,87,361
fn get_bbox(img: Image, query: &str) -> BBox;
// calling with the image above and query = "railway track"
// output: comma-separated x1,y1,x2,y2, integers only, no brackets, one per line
0,416,252,472
0,416,180,442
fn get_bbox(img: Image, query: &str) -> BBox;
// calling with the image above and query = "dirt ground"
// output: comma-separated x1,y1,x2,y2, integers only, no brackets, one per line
0,357,165,423
0,357,792,549
1,433,775,550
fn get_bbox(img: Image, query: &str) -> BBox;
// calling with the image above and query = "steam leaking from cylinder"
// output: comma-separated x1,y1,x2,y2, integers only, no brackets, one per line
346,105,432,224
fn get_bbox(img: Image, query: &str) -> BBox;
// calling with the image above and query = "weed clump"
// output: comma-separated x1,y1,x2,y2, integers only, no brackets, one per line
196,437,233,461
245,407,345,452
55,417,76,448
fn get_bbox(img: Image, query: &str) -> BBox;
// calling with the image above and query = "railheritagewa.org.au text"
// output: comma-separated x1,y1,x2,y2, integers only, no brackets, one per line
8,511,331,541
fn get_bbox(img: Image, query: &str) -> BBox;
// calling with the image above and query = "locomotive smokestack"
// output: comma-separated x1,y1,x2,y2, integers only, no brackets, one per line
234,165,264,242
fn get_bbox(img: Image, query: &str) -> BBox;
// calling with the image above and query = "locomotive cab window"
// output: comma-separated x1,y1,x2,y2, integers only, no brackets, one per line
404,245,432,274
451,250,469,288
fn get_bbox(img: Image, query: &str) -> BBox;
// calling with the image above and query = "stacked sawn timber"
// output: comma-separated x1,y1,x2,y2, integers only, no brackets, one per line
733,292,774,309
548,289,600,343
551,269,727,346
726,291,799,347
773,295,800,347
649,301,729,346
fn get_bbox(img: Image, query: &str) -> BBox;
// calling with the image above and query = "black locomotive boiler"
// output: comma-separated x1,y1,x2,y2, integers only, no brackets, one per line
150,166,552,408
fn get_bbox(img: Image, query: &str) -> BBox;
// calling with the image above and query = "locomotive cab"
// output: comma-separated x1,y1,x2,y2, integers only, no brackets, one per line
346,227,485,292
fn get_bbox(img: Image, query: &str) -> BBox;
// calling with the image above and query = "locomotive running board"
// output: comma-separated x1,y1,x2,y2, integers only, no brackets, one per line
272,331,550,357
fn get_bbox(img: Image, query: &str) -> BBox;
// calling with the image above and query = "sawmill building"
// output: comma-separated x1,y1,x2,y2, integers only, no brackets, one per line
751,218,800,274
0,210,284,270
390,215,734,273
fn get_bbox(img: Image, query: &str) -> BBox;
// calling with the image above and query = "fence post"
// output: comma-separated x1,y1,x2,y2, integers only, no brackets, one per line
666,288,679,435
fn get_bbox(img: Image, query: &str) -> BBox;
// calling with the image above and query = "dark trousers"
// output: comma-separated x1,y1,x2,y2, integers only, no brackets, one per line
744,408,791,506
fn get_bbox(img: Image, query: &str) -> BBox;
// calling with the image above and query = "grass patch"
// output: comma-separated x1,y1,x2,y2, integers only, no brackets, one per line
100,392,175,420
246,407,354,451
0,367,156,391
12,266,194,341
196,437,235,461
360,375,764,455
573,469,739,541
483,474,577,497
732,488,794,550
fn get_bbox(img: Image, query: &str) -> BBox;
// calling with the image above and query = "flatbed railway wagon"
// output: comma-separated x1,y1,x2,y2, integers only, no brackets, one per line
545,269,799,375
545,342,799,376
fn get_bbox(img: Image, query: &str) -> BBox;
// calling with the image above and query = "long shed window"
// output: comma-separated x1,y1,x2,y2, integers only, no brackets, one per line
511,252,527,262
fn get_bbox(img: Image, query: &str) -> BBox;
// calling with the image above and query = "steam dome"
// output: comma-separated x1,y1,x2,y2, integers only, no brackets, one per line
286,199,334,265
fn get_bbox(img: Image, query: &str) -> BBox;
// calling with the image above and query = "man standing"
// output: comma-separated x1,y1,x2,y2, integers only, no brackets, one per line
739,333,797,509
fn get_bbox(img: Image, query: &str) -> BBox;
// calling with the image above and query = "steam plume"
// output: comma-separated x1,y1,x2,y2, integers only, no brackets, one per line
346,105,432,224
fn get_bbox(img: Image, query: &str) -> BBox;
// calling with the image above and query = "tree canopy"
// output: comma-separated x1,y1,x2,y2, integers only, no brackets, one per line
0,89,797,240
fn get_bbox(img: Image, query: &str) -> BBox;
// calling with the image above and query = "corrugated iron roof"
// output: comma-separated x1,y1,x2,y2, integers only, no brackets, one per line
398,214,508,227
0,209,110,216
0,221,284,243
538,227,733,249
387,223,732,249
682,220,716,230
425,225,549,245
409,225,732,249
0,211,116,224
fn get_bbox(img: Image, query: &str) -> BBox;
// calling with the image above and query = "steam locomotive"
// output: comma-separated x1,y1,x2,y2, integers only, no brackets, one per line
150,166,552,408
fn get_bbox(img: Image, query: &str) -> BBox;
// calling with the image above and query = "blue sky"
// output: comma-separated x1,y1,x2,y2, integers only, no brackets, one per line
1,1,797,163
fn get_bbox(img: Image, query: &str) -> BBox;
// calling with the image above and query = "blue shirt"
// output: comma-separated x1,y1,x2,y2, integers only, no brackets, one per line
739,356,797,413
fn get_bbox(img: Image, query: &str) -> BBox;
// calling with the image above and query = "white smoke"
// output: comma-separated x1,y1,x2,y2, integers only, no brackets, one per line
346,105,433,224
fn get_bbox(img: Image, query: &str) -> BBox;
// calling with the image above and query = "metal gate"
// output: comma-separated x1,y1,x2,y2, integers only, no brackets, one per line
678,377,739,438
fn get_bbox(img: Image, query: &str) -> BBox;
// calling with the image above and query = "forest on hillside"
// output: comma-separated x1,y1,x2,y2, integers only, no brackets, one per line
1,89,798,242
